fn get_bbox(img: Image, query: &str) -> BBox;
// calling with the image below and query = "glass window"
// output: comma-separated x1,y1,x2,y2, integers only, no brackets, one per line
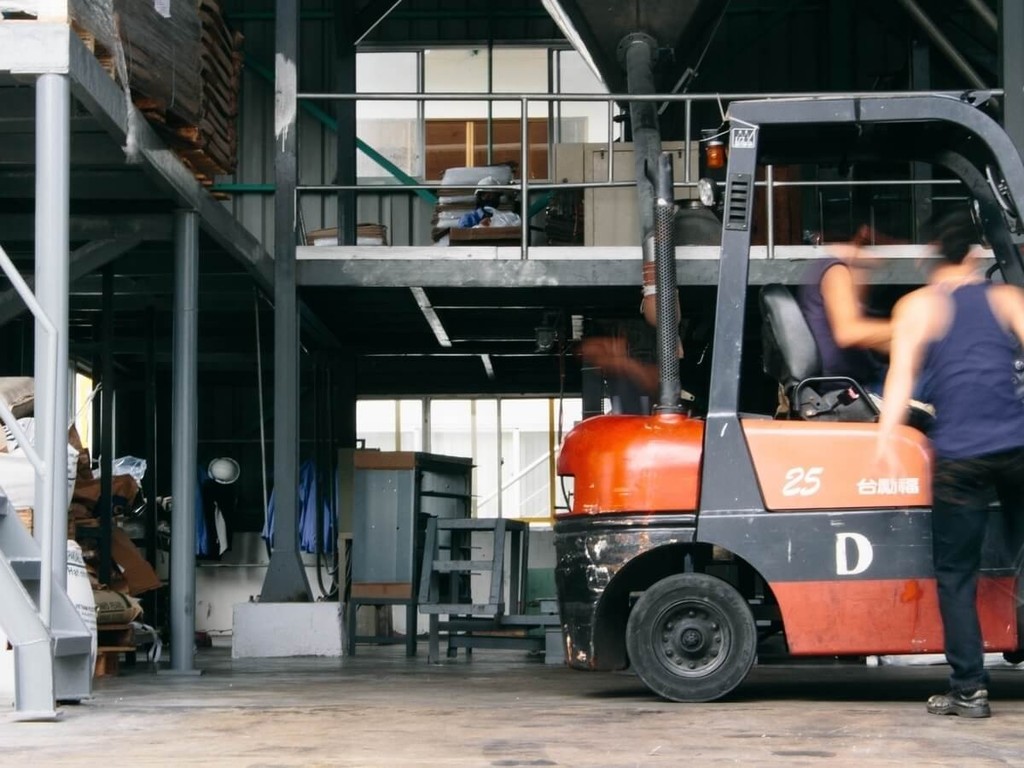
357,399,424,450
398,400,424,451
556,49,614,144
357,52,420,178
423,47,551,180
357,399,398,451
73,371,95,451
498,399,553,521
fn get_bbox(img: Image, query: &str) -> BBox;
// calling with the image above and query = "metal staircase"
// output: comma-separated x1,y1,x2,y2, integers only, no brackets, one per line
0,243,93,720
0,494,93,719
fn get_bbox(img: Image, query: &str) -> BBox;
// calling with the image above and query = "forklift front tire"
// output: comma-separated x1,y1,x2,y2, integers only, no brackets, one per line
626,572,757,702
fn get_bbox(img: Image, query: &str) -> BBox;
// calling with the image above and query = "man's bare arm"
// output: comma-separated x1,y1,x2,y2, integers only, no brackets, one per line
877,290,936,441
820,263,892,353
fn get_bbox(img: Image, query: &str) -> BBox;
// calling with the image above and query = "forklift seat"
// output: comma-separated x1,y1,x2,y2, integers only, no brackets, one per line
759,283,878,422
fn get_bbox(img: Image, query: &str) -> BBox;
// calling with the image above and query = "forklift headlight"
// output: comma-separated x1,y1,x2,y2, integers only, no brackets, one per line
697,177,717,207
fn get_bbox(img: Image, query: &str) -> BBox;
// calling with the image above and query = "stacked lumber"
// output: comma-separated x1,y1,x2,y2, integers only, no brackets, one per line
71,0,242,184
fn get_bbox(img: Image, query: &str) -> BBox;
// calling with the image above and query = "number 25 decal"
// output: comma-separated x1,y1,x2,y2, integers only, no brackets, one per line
782,466,823,497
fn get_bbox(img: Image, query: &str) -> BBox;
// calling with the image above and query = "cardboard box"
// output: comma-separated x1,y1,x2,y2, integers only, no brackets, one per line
449,225,521,246
110,526,162,596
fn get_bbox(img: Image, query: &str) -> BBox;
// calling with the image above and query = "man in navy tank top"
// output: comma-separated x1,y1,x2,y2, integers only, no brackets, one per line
798,233,891,391
876,209,1024,718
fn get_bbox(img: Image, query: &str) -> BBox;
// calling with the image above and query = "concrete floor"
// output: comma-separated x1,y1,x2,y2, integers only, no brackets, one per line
2,646,1024,766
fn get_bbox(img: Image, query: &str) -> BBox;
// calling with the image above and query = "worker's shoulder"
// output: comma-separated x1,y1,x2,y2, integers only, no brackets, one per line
892,285,934,314
987,282,1024,301
986,282,1024,316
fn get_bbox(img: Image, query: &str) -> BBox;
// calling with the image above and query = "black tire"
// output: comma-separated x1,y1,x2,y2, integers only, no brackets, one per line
626,572,756,702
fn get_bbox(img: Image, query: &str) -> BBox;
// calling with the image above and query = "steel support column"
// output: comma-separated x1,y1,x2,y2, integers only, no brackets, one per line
34,73,70,595
910,39,933,240
169,210,200,672
261,0,313,602
98,267,114,586
336,1,357,246
999,0,1024,159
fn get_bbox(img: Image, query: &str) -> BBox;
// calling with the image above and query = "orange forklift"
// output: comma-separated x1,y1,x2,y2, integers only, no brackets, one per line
554,92,1024,701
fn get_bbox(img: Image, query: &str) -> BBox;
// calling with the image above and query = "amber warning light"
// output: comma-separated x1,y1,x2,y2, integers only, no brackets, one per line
705,138,726,169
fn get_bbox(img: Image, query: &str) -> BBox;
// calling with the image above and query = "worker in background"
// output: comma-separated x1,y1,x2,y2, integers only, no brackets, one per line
457,177,509,228
798,225,891,391
580,325,658,414
875,208,1024,719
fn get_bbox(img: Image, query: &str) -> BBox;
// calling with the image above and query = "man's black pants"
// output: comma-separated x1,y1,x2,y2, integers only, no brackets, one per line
932,447,1024,693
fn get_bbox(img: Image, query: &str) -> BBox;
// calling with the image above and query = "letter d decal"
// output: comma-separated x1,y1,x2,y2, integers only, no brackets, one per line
836,532,874,576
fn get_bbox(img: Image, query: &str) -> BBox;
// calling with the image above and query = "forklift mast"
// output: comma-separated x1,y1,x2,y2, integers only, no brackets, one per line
699,93,1024,520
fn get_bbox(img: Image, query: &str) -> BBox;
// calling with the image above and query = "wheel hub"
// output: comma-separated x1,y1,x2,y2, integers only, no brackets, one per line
680,626,705,652
658,604,726,675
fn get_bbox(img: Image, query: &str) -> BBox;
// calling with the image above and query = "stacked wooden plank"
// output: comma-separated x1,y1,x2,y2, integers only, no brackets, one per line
71,0,242,184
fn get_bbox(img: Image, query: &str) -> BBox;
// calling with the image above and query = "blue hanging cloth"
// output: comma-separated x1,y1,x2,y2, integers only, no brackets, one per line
262,476,275,548
195,466,209,556
264,459,335,554
298,460,335,554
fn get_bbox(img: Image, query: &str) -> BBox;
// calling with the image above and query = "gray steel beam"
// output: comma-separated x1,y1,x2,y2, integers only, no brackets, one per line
910,39,933,241
64,34,275,291
999,0,1024,159
0,169,164,200
261,0,313,603
336,2,357,246
98,266,114,585
896,0,988,90
61,34,341,352
169,210,200,673
0,131,126,166
969,0,998,31
0,214,173,242
34,73,70,597
0,236,141,327
296,255,932,288
355,0,404,45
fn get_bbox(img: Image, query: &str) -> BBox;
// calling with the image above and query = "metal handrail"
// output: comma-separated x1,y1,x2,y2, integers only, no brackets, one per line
299,89,999,101
0,244,59,629
297,88,997,258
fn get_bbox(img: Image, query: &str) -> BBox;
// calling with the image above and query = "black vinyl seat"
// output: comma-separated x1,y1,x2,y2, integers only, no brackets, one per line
759,283,879,422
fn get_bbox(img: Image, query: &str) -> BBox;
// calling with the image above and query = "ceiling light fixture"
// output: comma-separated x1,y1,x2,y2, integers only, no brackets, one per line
480,354,495,380
540,0,605,86
409,286,451,348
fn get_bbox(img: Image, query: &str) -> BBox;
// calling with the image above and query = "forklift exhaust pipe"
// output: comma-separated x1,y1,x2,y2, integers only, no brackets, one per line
653,152,682,413
621,33,662,273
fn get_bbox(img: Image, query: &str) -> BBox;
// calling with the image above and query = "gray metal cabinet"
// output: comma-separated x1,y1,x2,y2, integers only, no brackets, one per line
347,451,472,655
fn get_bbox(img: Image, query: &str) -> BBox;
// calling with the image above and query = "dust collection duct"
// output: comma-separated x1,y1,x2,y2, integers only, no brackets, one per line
542,0,721,409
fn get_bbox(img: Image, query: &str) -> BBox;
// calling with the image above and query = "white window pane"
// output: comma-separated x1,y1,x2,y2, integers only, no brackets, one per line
357,399,397,451
492,48,549,119
498,398,552,520
399,399,423,451
357,52,420,177
557,50,613,143
473,400,499,518
424,48,487,119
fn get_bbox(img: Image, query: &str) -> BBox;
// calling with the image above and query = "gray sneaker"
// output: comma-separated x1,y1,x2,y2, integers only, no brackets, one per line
926,688,991,718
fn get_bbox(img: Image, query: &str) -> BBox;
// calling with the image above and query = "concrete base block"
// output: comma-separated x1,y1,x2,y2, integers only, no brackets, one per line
232,602,343,659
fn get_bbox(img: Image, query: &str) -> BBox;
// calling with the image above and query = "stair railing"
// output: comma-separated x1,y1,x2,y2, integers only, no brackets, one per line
0,243,60,629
